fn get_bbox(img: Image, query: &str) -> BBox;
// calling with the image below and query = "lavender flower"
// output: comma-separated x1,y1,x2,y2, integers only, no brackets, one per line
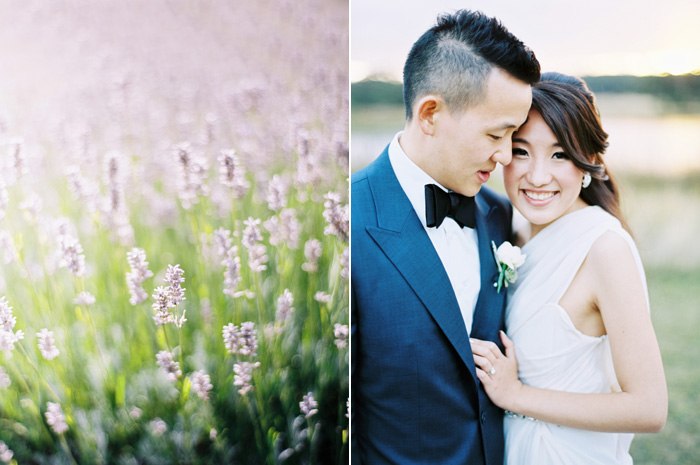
74,291,96,306
242,218,268,272
126,248,153,305
129,407,143,419
0,439,13,463
0,230,17,265
175,142,209,209
300,392,318,419
149,418,167,436
156,350,182,382
0,367,10,389
0,297,24,352
189,370,213,400
242,217,263,249
164,264,186,307
36,328,60,360
294,130,322,186
65,164,99,213
334,324,349,349
203,112,217,144
340,247,348,280
58,234,86,277
9,138,25,182
233,361,260,395
266,175,288,211
302,239,322,272
0,182,7,221
105,153,124,215
218,149,249,198
151,265,186,327
275,289,294,323
45,402,68,434
247,243,268,273
323,192,348,242
223,322,258,357
265,208,300,249
152,286,174,326
103,153,134,246
222,246,243,297
314,291,331,304
19,192,42,223
213,228,233,260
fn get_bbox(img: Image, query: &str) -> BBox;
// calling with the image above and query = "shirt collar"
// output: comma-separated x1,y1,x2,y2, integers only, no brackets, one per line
388,131,448,228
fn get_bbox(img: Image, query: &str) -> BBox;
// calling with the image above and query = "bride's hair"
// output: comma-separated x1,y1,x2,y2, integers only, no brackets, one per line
531,72,631,232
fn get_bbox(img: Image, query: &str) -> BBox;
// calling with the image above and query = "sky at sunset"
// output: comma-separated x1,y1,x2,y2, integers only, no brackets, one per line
351,0,700,81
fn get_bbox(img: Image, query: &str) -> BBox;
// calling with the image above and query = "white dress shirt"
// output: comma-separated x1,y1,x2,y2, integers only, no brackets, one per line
388,132,481,333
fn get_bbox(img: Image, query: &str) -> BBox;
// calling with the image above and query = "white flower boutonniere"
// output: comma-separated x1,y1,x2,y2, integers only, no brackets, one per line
491,241,526,293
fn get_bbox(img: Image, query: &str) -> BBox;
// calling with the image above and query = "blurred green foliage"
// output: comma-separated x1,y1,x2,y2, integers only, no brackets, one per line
352,74,700,112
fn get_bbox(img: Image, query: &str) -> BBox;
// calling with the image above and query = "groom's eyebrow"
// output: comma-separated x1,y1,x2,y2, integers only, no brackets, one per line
494,123,519,130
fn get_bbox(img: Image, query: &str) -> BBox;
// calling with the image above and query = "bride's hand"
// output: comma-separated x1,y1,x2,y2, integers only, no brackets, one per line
470,331,522,410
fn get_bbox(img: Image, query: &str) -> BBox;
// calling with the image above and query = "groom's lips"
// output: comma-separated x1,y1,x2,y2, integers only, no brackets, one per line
477,170,491,183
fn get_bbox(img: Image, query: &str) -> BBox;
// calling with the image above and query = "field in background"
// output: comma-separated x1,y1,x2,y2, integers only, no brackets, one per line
352,101,700,465
0,1,348,464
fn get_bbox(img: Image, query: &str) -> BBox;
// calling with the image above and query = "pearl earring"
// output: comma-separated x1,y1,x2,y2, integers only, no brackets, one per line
582,172,592,188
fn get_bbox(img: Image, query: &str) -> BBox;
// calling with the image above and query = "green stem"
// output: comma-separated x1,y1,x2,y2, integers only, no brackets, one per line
16,342,61,402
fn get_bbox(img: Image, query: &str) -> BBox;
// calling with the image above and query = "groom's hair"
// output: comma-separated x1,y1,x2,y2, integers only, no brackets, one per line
403,10,540,120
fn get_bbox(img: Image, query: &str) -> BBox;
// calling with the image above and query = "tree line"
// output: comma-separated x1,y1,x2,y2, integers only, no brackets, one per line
352,74,700,111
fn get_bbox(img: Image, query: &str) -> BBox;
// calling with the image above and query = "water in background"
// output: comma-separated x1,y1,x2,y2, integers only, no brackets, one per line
351,94,700,175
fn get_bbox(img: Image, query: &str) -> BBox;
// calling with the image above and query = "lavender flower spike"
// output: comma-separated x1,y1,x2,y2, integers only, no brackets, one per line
302,239,322,273
223,322,258,357
0,439,13,462
45,402,69,434
300,392,319,418
275,289,294,323
58,234,86,277
190,370,213,400
126,248,153,305
164,264,186,307
156,350,182,382
323,192,348,242
233,361,260,395
0,297,24,352
36,328,60,360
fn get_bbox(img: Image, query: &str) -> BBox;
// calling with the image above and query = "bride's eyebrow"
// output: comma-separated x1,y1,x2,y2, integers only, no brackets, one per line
512,137,528,144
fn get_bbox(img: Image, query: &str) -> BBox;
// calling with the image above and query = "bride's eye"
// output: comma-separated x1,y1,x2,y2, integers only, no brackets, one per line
552,151,570,160
512,148,528,157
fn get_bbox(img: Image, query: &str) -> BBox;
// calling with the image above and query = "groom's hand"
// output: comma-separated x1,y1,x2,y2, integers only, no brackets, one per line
470,331,522,411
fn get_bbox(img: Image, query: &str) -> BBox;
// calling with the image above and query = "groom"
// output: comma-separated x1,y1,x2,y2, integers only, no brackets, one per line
351,10,540,465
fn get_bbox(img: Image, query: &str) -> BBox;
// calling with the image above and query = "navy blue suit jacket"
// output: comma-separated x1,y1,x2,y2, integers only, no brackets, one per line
351,148,512,465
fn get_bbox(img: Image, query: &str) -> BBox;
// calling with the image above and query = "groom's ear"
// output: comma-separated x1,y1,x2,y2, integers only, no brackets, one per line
415,95,442,136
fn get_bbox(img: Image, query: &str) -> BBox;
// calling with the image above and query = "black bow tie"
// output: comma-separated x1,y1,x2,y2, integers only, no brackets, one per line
425,184,476,229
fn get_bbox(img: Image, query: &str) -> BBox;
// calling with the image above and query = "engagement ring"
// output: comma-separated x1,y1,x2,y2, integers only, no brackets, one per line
489,367,497,376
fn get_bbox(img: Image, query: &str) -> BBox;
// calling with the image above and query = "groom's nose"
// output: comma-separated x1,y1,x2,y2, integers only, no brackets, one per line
492,139,513,166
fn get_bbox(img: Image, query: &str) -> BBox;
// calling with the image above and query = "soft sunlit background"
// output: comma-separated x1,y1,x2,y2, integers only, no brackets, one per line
352,1,700,464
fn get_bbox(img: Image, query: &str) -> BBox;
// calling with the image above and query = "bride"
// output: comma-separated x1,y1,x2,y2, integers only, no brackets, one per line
470,72,667,464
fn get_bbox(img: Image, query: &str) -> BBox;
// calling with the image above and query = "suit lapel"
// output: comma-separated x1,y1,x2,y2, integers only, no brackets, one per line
470,196,505,340
364,152,478,380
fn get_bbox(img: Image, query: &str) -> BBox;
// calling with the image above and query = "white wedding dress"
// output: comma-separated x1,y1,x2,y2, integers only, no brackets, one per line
504,206,648,465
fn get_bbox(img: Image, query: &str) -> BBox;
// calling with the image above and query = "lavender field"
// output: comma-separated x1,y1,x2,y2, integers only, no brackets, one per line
0,1,348,463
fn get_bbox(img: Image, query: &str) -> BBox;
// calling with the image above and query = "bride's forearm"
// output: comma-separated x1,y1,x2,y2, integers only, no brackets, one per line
508,385,666,433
